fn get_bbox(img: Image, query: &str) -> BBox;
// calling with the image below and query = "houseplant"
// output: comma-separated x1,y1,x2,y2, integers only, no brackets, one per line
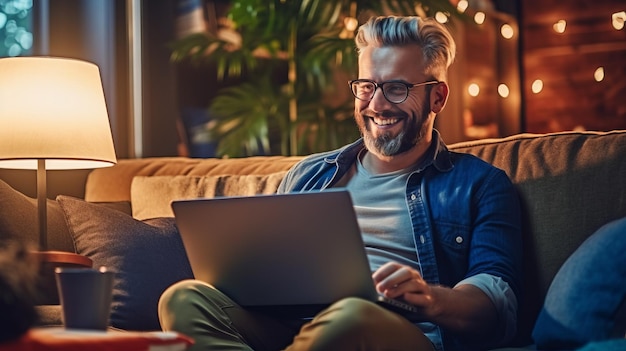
171,0,462,157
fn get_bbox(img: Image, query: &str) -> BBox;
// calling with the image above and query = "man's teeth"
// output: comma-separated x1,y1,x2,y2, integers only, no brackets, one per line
373,117,399,126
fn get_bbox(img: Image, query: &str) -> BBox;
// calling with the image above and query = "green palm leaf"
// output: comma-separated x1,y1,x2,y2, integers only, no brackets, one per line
171,0,467,157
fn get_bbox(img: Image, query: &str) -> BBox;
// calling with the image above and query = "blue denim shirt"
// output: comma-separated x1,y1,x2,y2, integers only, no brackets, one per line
277,131,522,351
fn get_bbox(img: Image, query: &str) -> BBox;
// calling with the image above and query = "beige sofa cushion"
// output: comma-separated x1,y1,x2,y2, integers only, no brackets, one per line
130,172,287,220
85,156,302,203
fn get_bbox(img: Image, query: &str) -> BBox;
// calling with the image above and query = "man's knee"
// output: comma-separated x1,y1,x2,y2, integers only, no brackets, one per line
311,297,388,339
158,279,224,330
326,297,384,328
295,297,431,351
160,280,206,310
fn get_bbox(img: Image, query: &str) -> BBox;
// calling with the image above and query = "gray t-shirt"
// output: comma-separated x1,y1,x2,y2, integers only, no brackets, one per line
346,153,420,273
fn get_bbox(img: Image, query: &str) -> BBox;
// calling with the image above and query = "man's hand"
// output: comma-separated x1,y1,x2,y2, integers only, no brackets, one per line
372,262,439,319
372,261,499,342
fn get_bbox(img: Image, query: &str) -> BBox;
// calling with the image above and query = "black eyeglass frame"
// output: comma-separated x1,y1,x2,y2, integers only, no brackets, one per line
348,79,440,104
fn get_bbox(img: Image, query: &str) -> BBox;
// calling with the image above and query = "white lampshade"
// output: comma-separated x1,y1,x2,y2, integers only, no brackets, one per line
0,56,116,170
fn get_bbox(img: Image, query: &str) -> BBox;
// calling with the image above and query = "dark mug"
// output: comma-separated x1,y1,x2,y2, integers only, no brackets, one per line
55,267,114,330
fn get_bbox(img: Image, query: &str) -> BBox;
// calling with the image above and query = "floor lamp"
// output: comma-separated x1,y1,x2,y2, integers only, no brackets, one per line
0,57,117,298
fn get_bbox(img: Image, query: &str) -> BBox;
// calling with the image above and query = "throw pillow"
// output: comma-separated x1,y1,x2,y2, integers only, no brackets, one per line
56,195,193,331
532,216,626,349
130,172,287,220
0,179,74,252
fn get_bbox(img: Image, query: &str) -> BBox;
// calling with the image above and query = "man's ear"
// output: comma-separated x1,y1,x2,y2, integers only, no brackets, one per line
430,82,449,114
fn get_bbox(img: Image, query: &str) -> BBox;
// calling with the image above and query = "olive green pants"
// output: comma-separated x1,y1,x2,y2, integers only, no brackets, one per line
158,280,434,351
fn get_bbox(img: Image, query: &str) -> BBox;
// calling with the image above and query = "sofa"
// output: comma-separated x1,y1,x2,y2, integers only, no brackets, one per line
1,130,625,349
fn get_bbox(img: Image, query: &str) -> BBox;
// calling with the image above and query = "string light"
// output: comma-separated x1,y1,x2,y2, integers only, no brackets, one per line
498,84,510,98
612,11,625,30
501,24,514,39
468,83,480,97
553,19,567,33
435,12,449,24
456,4,621,124
531,80,543,94
456,0,469,13
451,5,625,139
594,67,605,82
532,12,620,97
474,12,486,25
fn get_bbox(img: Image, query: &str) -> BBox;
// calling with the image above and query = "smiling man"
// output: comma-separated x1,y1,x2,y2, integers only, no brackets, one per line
159,16,522,351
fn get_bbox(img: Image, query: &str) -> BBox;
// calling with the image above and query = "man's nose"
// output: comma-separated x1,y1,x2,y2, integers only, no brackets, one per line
368,87,393,111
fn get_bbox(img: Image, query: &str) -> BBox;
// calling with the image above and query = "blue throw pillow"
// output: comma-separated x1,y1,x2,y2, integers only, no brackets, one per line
575,339,626,351
532,217,626,349
56,195,194,331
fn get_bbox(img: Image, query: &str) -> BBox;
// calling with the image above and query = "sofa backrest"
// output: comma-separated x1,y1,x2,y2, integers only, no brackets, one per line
448,130,626,346
84,156,304,202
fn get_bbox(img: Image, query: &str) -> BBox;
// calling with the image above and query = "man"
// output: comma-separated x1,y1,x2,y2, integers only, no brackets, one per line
159,15,522,351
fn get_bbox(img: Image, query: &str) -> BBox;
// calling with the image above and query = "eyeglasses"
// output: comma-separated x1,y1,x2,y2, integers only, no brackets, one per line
348,79,440,104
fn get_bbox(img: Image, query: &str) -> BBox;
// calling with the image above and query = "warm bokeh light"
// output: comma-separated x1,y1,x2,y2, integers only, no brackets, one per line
468,83,480,97
343,17,358,31
612,11,625,30
498,84,510,98
435,12,448,24
553,20,567,33
501,24,514,39
594,67,605,82
531,79,543,94
474,12,486,25
456,0,469,13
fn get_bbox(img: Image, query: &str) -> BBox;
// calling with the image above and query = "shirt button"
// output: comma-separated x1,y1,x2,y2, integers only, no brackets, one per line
419,235,425,244
410,194,417,201
455,236,463,244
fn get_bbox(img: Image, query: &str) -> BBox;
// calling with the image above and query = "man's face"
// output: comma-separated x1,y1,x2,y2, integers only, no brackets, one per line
354,45,434,158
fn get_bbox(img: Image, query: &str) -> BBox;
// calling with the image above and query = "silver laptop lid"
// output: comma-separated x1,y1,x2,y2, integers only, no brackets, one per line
171,189,379,307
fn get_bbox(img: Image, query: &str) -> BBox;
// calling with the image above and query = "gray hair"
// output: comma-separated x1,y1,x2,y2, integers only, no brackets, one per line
355,16,456,80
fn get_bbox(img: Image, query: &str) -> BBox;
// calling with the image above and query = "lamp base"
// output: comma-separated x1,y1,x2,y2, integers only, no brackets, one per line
31,251,93,305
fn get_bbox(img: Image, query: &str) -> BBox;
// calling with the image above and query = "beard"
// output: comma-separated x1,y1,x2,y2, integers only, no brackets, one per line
357,100,431,157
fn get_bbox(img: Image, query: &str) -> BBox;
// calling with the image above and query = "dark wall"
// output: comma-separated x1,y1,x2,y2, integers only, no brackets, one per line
41,0,130,157
38,0,181,158
141,0,180,157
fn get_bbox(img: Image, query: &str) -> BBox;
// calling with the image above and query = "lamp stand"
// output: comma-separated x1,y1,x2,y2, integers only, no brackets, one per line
31,159,93,305
37,159,47,250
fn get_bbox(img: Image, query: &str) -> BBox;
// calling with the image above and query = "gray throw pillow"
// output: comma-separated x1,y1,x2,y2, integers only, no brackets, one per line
532,217,626,349
0,179,74,252
56,195,194,331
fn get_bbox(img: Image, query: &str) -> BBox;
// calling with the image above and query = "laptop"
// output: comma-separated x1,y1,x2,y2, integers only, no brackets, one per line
171,189,419,319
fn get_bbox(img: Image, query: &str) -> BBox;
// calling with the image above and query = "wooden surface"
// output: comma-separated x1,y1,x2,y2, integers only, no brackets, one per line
521,0,626,133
